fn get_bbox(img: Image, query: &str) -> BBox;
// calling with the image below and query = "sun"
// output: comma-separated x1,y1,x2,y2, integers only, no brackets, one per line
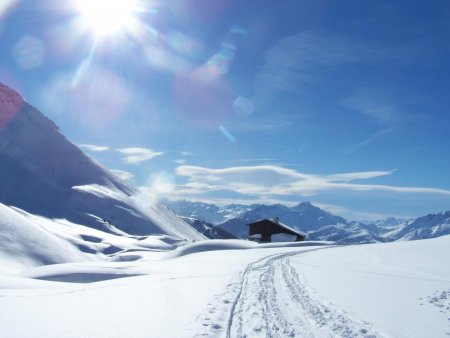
75,0,141,38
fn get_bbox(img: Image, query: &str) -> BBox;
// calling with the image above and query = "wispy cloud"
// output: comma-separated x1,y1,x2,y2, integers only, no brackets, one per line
340,88,403,152
163,194,299,208
341,89,401,125
254,31,367,105
79,144,110,152
175,165,450,198
344,128,393,153
325,170,395,182
254,31,417,106
116,147,163,164
110,169,134,181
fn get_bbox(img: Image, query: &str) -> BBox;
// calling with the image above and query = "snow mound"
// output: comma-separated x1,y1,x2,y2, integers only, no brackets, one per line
0,202,190,274
0,203,93,274
165,239,332,259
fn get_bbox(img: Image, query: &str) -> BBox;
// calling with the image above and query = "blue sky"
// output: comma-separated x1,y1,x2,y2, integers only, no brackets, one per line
1,0,449,220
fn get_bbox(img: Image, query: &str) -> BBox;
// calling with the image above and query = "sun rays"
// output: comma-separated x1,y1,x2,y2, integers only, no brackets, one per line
74,0,143,38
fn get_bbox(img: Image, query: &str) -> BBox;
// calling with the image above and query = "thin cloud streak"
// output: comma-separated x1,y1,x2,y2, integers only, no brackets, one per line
175,165,450,198
79,144,110,152
173,159,187,164
344,128,393,154
110,169,134,181
341,89,403,126
116,147,163,164
340,88,406,152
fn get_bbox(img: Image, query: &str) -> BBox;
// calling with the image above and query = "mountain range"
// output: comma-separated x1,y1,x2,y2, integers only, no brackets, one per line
163,199,450,244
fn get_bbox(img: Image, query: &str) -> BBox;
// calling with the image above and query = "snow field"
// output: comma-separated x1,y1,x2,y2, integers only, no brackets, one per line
1,232,449,337
292,237,450,337
195,248,382,338
0,245,318,338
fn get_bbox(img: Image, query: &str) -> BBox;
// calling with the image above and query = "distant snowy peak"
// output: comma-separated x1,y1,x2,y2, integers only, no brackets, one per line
0,82,204,241
219,203,261,220
291,201,319,213
375,217,410,229
162,200,222,224
307,222,380,244
385,211,450,241
162,199,257,224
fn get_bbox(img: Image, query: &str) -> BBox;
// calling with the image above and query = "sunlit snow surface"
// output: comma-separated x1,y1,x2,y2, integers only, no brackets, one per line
0,208,449,338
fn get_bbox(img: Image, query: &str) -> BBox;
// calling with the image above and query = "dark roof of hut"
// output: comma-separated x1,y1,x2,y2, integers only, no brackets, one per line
247,218,306,238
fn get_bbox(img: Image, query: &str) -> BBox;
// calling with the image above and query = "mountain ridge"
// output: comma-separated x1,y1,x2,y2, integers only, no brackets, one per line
0,82,204,240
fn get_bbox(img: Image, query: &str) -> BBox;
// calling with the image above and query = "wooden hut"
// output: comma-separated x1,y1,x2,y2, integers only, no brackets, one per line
248,217,306,243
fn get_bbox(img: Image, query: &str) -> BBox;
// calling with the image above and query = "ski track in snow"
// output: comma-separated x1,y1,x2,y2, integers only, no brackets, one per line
194,248,383,338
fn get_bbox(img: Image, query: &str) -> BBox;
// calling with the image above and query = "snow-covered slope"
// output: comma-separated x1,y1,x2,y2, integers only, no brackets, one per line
0,202,190,274
180,217,237,239
360,217,410,237
292,235,450,338
0,203,93,274
384,211,450,241
307,221,380,244
0,82,204,241
375,216,409,229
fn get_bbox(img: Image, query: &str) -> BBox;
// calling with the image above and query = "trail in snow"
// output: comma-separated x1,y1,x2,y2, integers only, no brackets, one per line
195,249,383,338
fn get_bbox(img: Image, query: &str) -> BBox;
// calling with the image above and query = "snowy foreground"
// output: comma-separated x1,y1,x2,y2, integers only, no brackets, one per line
1,234,450,337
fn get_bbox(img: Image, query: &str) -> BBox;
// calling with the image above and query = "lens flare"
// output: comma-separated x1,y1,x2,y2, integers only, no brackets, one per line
13,36,46,69
233,96,254,116
74,0,141,38
44,67,130,131
219,125,236,143
0,0,19,19
147,172,176,196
